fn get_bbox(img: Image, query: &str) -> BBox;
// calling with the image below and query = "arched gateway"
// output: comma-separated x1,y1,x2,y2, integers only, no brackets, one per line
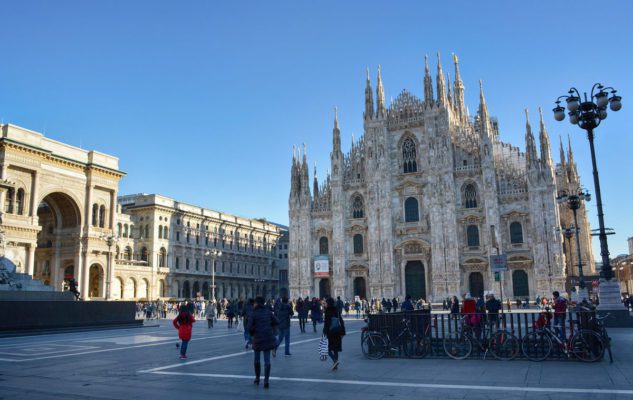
1,124,124,299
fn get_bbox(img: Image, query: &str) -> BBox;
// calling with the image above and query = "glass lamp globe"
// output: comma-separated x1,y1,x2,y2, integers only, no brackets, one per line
609,96,622,111
553,106,565,121
595,91,609,108
569,112,579,125
566,96,580,112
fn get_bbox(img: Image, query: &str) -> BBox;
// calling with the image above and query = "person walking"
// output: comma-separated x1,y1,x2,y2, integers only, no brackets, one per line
227,300,236,328
173,308,195,359
401,295,414,311
274,297,294,356
296,298,308,333
323,297,346,370
242,298,255,349
553,291,568,341
247,296,279,389
310,297,322,333
206,301,216,328
450,296,460,319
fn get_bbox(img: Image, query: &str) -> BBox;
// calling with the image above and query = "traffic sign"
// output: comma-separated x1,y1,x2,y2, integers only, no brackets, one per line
490,254,508,272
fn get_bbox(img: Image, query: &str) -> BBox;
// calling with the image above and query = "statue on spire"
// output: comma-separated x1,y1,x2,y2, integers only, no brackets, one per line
376,65,386,117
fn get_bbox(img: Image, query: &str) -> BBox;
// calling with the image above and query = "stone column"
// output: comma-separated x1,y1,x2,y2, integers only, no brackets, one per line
29,171,39,218
26,243,36,276
109,190,117,229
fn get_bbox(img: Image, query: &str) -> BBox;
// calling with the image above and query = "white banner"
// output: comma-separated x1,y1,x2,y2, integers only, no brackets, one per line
314,256,330,277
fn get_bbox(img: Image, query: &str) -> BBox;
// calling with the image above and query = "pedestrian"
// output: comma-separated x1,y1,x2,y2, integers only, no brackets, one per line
335,296,344,315
401,295,414,311
485,294,501,331
296,298,308,333
506,298,512,311
310,297,322,333
274,297,294,356
392,297,399,312
384,298,391,313
243,298,255,349
206,301,216,328
553,291,568,341
323,297,346,370
227,300,236,328
450,296,460,319
247,296,279,389
172,308,195,359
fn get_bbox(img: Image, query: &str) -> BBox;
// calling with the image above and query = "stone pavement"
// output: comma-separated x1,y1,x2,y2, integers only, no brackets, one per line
1,317,632,399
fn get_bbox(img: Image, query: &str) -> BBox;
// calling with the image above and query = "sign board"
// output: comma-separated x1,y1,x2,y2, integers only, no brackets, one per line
314,256,330,277
490,254,508,272
494,272,500,282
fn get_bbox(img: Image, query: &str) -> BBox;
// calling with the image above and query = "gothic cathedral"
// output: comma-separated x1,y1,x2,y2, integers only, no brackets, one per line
288,54,593,302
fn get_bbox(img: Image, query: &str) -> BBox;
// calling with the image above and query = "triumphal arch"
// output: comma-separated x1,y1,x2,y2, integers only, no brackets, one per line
0,124,124,298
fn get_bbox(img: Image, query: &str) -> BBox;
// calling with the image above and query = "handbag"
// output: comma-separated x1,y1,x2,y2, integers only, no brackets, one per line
318,335,329,361
236,318,243,332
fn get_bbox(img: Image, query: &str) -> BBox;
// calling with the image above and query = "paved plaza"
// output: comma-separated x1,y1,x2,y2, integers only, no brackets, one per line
1,318,633,399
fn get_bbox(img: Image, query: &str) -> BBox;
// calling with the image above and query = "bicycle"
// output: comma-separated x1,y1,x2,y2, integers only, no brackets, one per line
443,316,520,361
361,317,429,360
521,317,604,362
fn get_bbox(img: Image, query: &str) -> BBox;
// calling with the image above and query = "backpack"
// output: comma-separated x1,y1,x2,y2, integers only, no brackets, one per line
329,314,342,333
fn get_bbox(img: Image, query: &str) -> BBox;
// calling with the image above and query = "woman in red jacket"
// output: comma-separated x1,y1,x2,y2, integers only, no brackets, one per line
173,308,195,359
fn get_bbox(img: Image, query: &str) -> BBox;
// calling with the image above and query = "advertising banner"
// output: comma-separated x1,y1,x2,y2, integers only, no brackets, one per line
314,256,330,277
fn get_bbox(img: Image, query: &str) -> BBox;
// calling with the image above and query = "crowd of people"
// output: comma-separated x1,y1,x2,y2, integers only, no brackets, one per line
169,295,347,390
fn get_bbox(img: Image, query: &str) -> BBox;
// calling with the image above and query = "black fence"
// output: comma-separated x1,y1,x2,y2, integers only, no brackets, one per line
366,309,599,360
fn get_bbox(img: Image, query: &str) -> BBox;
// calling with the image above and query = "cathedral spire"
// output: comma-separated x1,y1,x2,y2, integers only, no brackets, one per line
539,107,554,181
424,54,434,104
446,72,453,107
567,134,579,184
478,80,490,129
559,136,568,183
332,107,341,157
290,144,297,196
538,107,554,170
436,52,447,106
313,161,319,198
364,67,374,120
525,109,539,171
376,65,386,117
453,53,466,121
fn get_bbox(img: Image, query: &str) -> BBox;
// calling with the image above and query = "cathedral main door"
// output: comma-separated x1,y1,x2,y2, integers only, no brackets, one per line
405,261,426,300
319,278,331,299
469,272,484,298
353,277,367,300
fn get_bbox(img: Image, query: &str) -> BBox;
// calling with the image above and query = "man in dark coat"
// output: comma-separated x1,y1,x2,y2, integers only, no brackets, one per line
274,297,294,356
247,296,279,389
323,297,345,370
242,298,255,349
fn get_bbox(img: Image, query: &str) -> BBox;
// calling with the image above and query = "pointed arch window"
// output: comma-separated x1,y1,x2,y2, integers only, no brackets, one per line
467,225,480,247
164,226,169,240
351,195,364,219
353,234,364,254
402,137,418,173
510,222,524,244
464,184,478,208
319,237,329,255
404,197,419,222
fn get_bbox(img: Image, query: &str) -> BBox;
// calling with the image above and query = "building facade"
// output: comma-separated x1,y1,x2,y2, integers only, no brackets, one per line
1,124,283,300
288,55,592,302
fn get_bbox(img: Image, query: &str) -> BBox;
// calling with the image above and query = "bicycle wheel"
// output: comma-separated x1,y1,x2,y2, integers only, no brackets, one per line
403,334,431,359
489,330,519,361
571,330,604,363
361,333,387,360
521,330,552,361
443,331,472,360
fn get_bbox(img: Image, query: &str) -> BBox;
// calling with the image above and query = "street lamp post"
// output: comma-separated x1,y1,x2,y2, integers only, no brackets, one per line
556,188,591,300
205,249,222,302
100,233,117,301
553,83,627,316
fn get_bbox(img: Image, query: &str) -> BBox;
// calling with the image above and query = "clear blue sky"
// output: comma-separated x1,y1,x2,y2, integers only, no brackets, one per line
1,1,632,258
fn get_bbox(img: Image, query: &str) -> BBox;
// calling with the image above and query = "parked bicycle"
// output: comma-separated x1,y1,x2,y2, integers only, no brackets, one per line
361,317,430,360
521,312,604,362
590,312,613,363
443,316,520,361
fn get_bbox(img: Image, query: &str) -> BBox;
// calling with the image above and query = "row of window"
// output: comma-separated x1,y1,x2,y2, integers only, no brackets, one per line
91,204,107,228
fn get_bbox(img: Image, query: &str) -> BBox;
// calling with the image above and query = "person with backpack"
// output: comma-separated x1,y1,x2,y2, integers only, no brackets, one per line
173,308,195,359
310,297,322,333
323,297,346,370
247,296,279,389
274,297,294,356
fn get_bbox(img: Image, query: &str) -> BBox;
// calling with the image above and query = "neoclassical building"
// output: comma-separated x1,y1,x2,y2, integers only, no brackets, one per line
288,54,592,302
114,193,282,301
1,123,123,298
1,124,283,300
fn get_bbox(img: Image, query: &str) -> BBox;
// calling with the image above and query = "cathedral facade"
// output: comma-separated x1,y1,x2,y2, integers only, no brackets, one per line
288,54,593,302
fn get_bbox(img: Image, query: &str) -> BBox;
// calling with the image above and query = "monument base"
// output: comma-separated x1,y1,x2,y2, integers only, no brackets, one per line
597,280,633,327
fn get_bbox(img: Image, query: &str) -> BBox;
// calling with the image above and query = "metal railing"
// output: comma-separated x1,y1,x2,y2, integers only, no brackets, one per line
365,309,603,361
